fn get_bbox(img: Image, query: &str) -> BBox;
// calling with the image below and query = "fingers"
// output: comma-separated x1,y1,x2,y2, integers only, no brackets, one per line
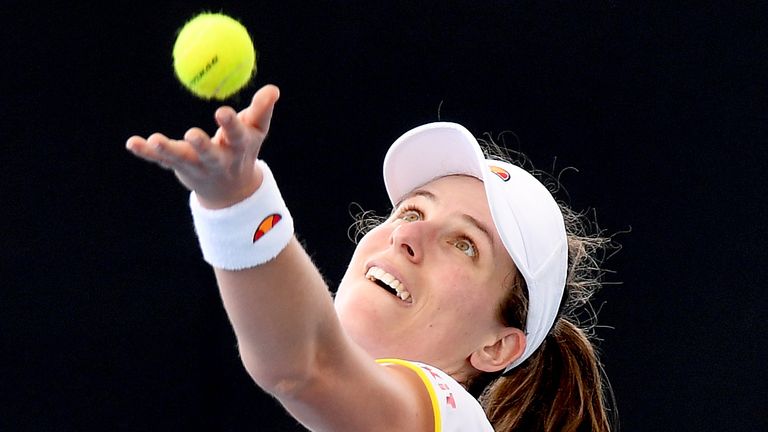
242,84,280,133
126,133,170,166
213,106,243,149
126,132,204,174
212,84,280,154
184,127,223,173
126,135,150,158
125,84,280,175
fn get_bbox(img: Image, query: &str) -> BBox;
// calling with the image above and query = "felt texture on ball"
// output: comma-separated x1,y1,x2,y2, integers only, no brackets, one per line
173,13,256,100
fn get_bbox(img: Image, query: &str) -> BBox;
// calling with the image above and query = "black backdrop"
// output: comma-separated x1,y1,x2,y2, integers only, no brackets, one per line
4,1,766,431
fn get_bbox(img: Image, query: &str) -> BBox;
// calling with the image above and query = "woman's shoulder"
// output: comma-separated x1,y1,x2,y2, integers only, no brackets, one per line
376,359,494,432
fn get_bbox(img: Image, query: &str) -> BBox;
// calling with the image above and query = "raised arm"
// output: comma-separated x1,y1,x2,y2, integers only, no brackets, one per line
125,86,432,432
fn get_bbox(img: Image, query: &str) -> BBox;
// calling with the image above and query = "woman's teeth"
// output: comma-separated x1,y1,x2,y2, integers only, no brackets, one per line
365,266,412,302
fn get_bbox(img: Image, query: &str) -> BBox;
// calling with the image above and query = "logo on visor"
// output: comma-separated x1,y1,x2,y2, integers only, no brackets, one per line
253,214,283,242
489,165,510,182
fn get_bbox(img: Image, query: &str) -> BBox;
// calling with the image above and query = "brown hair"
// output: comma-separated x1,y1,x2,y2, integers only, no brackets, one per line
474,139,618,431
473,212,617,431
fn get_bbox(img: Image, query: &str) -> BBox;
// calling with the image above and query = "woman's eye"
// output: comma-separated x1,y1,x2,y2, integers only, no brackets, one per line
453,238,477,257
400,209,421,222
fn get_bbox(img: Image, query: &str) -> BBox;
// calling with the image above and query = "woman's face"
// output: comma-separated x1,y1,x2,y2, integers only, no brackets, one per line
335,175,517,376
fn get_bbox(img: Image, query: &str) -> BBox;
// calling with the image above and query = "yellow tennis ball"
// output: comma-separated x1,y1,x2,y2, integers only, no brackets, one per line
173,12,256,100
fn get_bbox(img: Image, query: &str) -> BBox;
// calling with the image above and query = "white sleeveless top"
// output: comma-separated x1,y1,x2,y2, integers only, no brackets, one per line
376,359,494,432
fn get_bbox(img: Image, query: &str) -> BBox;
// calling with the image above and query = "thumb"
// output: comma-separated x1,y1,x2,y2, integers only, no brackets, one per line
241,84,280,134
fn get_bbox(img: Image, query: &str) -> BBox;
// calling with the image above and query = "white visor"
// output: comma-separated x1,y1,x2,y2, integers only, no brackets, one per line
383,122,568,371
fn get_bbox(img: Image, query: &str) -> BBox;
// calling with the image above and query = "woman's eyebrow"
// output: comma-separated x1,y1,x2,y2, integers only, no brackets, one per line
462,213,495,248
398,189,436,204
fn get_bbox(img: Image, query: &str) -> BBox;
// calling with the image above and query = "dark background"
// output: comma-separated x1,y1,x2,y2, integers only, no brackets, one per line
3,1,766,431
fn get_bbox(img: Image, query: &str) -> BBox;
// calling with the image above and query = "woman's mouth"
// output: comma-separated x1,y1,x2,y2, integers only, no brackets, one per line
365,266,413,303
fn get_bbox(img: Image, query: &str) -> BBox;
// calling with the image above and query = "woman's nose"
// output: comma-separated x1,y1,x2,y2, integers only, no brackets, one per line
390,222,428,263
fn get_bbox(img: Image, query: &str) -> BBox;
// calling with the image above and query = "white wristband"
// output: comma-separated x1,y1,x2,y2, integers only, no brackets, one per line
189,160,294,270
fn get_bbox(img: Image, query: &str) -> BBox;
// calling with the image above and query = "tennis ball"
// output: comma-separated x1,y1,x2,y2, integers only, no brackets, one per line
173,12,256,100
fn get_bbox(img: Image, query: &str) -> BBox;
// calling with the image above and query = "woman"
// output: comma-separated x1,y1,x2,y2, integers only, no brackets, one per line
126,84,616,431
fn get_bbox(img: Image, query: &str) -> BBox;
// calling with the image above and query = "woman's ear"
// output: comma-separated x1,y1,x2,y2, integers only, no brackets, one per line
469,328,526,373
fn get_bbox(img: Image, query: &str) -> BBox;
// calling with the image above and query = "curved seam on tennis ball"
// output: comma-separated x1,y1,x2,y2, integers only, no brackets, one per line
189,55,220,88
212,60,252,98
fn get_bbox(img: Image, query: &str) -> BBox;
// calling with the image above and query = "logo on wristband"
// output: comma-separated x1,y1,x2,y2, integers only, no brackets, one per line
253,214,283,242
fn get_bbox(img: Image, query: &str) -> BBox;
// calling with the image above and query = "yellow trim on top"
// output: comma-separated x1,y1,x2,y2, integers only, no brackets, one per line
376,358,441,432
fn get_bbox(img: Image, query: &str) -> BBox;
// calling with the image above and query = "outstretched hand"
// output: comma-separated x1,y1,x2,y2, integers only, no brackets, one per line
126,84,280,209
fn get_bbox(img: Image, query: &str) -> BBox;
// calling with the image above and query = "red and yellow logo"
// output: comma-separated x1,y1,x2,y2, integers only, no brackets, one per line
253,214,282,242
489,165,510,181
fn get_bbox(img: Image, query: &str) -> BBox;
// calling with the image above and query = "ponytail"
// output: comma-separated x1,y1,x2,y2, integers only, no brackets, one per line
479,319,615,431
469,146,619,431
